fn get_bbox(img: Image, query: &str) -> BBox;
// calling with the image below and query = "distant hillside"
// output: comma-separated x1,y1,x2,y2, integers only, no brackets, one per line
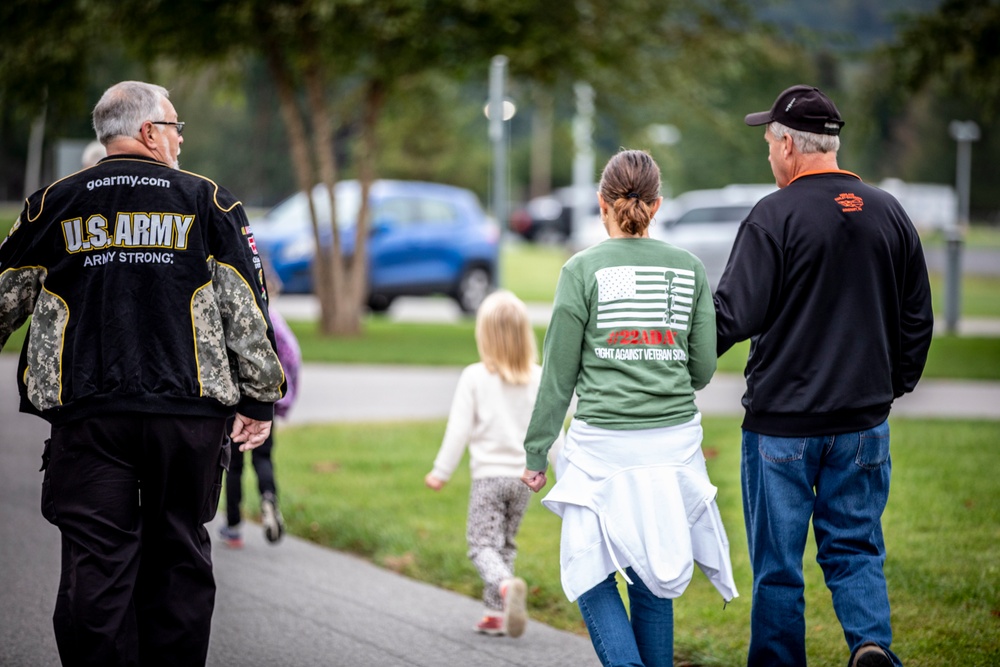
756,0,942,51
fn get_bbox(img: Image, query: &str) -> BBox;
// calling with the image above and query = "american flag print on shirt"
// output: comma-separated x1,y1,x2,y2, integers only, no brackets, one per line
595,265,696,331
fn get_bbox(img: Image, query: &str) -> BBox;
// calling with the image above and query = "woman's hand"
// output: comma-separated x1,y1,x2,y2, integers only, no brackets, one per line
521,468,548,493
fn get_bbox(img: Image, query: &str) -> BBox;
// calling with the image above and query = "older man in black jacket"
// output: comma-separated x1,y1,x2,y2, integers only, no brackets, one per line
0,80,285,667
714,85,934,667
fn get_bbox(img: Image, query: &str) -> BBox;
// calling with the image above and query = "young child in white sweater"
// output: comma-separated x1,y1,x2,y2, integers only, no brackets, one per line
424,290,559,638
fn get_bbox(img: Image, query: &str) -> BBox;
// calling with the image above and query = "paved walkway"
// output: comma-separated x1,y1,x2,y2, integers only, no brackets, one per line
0,356,602,667
1,311,998,666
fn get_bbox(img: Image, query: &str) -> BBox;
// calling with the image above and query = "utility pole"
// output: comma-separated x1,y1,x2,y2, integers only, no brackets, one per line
571,82,595,246
946,120,980,334
488,55,509,239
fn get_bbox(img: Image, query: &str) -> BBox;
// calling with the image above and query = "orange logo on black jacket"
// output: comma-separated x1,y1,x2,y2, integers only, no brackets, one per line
836,193,864,212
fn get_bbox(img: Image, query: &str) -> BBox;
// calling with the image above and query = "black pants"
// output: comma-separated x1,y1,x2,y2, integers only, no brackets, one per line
224,430,277,527
42,414,229,667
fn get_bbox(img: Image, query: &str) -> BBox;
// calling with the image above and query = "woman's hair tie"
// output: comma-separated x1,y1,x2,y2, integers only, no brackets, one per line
626,192,640,199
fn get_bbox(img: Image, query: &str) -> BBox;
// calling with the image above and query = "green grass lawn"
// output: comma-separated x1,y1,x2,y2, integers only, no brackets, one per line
3,317,998,381
0,202,22,229
4,203,997,663
2,212,996,320
922,224,1000,249
289,322,1000,381
929,273,1000,319
502,242,1000,319
245,415,999,666
500,241,572,302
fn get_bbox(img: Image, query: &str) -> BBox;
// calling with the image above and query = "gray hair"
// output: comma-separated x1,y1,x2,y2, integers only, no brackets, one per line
92,81,170,145
769,121,840,154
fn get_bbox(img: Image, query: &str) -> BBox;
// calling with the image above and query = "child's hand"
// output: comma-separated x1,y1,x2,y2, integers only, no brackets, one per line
424,473,445,491
521,468,548,493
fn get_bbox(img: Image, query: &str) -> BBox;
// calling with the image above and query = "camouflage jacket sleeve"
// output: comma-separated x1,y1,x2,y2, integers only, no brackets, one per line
0,205,45,350
206,189,286,421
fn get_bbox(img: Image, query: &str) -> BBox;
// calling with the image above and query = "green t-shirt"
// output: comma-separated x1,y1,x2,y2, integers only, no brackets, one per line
524,237,717,471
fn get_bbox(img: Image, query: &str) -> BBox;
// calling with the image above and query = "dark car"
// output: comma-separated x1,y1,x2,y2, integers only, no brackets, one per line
510,185,600,244
251,179,499,313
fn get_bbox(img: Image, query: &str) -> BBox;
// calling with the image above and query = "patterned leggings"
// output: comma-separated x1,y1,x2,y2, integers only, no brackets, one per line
466,477,531,612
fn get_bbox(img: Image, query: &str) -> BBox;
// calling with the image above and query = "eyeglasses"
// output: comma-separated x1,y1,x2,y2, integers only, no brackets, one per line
151,121,185,136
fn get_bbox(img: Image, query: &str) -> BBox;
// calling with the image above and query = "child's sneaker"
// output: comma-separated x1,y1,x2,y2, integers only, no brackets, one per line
219,524,244,549
500,577,528,638
261,492,285,544
474,615,505,636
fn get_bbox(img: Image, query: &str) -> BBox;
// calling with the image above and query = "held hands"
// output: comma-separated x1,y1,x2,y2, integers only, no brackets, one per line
230,413,272,452
521,468,548,493
424,473,446,491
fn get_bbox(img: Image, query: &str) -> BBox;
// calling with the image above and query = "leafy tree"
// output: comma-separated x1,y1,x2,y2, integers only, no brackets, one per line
106,0,769,335
0,0,106,198
890,0,1000,115
877,0,1000,215
4,0,808,334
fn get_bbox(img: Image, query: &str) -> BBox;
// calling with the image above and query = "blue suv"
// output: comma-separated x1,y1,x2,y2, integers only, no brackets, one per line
250,180,499,313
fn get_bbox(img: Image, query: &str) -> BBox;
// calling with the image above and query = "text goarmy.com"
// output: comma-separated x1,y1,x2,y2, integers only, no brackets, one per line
86,174,172,191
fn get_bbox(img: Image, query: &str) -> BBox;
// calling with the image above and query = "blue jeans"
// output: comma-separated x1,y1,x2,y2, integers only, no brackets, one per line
741,421,902,667
577,568,674,667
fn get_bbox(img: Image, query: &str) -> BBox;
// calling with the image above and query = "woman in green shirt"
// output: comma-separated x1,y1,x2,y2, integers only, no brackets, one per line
521,149,737,667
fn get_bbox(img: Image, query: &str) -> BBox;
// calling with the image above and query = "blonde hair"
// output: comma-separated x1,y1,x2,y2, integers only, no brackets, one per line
475,290,537,385
598,149,661,236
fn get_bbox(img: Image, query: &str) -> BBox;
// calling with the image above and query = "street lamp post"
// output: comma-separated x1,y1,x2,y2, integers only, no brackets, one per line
488,56,509,240
945,120,980,334
571,82,595,246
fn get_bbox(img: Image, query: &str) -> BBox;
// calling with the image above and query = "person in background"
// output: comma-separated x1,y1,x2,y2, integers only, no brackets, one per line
0,80,284,667
220,265,301,548
521,149,738,667
425,290,558,638
81,139,106,168
714,85,934,667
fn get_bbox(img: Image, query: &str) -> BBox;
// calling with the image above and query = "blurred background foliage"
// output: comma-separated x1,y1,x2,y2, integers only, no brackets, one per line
1,0,997,221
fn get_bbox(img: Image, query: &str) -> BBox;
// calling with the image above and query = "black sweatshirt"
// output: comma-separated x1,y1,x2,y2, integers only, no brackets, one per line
714,170,934,436
0,154,285,424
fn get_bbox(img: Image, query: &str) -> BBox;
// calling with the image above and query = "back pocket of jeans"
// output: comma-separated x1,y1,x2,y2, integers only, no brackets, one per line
759,434,806,463
856,421,890,470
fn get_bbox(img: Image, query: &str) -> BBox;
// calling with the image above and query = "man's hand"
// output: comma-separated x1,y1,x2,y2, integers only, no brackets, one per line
230,413,272,452
521,468,548,493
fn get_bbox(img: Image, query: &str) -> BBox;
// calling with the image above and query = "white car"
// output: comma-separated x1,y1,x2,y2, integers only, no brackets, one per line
651,184,776,290
570,184,776,290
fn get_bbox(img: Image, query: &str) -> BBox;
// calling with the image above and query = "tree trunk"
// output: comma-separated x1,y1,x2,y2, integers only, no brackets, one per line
263,50,342,335
304,58,362,336
351,80,385,321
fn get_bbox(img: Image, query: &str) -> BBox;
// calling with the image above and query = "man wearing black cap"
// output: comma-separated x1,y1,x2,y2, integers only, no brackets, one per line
714,85,934,667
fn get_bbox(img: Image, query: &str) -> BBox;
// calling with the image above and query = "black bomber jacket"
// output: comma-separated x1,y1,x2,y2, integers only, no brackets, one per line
0,154,285,424
714,171,934,437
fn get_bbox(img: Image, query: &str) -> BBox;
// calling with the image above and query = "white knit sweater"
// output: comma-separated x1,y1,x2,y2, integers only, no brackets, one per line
431,362,554,481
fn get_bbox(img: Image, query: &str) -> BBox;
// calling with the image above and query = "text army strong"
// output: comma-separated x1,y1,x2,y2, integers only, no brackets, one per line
62,212,193,266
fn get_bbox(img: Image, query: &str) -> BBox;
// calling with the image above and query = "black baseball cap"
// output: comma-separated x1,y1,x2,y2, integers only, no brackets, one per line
744,85,845,136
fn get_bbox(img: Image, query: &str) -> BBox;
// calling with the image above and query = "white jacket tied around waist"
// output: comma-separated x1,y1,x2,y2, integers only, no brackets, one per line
542,414,739,603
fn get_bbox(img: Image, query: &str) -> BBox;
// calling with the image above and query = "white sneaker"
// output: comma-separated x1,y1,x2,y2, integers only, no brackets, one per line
500,577,527,638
